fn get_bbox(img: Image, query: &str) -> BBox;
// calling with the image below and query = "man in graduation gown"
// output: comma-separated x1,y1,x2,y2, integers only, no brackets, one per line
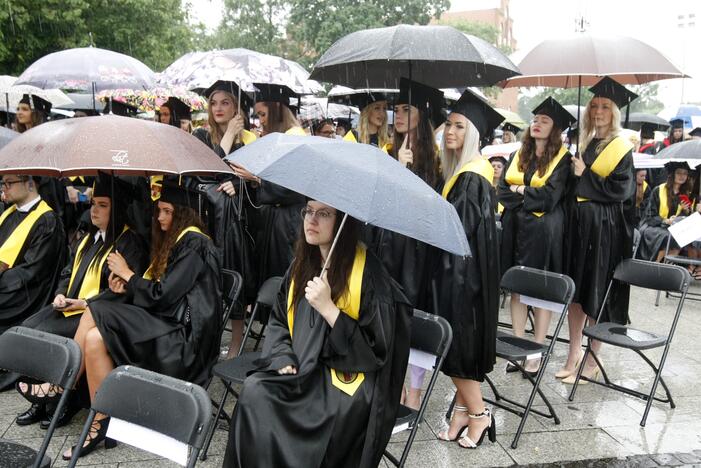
0,175,66,389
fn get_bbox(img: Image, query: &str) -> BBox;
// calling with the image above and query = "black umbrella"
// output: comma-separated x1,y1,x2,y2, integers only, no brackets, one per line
310,25,520,89
623,113,671,131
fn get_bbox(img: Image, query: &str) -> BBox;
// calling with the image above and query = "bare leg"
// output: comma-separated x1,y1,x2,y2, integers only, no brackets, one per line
73,308,97,379
437,377,471,441
524,307,552,372
557,303,586,377
454,378,491,447
405,366,425,410
226,319,245,359
84,327,114,403
509,293,528,338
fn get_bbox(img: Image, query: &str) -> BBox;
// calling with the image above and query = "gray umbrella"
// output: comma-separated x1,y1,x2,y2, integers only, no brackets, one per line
310,25,520,89
654,140,701,167
0,127,18,150
225,133,470,256
623,113,671,131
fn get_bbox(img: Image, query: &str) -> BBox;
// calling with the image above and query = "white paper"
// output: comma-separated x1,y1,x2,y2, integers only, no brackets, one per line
526,353,542,361
408,348,436,371
668,212,701,248
519,295,565,314
392,421,411,434
107,417,189,466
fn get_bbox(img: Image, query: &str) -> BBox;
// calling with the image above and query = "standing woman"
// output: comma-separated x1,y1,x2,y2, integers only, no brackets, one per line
562,77,637,384
157,97,192,131
191,80,257,357
343,92,391,151
498,97,575,375
434,89,502,448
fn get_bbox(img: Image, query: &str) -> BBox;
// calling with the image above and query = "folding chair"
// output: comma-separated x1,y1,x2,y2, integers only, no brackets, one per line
200,275,282,460
568,259,691,426
487,266,575,449
67,365,211,468
0,327,81,468
383,309,452,467
220,269,244,331
655,234,701,305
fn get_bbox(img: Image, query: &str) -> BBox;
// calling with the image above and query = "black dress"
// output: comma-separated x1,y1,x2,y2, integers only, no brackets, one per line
88,230,222,385
22,229,147,338
636,184,684,260
566,137,635,323
223,249,411,468
0,200,66,332
433,161,499,381
498,149,572,274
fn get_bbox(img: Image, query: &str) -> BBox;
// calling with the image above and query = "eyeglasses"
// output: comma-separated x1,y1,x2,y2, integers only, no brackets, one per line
301,207,336,221
0,179,25,189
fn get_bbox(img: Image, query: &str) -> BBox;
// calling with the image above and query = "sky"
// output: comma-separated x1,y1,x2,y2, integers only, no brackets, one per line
187,0,701,107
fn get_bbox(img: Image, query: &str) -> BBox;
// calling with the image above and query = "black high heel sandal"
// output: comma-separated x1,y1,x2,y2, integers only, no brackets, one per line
62,416,117,460
459,408,496,449
436,405,469,442
16,379,62,405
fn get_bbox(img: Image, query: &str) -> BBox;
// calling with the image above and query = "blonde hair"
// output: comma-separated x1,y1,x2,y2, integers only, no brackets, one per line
207,90,240,147
260,102,300,134
358,101,390,148
440,117,481,180
580,97,623,154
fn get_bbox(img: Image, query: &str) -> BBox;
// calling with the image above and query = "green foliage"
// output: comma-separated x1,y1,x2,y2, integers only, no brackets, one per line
436,18,498,46
213,0,288,55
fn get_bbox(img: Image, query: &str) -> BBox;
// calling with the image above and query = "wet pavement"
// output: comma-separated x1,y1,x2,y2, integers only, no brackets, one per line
1,283,700,467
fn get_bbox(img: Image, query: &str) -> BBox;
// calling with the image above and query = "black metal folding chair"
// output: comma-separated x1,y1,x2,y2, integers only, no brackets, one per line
487,266,575,449
200,275,282,461
237,275,283,356
67,365,211,468
568,259,691,426
0,327,81,468
383,310,452,467
220,269,244,332
655,234,700,305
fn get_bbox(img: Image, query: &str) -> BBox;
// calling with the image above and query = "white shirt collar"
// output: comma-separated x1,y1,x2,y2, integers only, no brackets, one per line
94,231,106,243
16,196,41,213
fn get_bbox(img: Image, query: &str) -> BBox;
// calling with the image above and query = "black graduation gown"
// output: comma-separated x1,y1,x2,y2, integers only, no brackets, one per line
566,138,635,323
433,170,499,381
223,251,411,468
636,185,684,260
192,128,257,305
0,201,66,332
634,183,652,226
22,229,147,338
88,231,222,386
498,151,572,274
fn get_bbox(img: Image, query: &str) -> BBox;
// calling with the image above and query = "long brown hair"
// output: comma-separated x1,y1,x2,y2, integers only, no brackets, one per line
207,90,241,147
289,209,361,311
392,108,441,188
149,204,206,280
16,110,46,133
260,102,300,135
518,125,564,177
665,170,692,211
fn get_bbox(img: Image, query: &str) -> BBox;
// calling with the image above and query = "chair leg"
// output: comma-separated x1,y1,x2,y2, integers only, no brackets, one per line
67,408,97,468
641,344,677,427
200,381,230,461
485,374,502,402
568,343,592,402
36,391,72,468
238,305,259,356
253,324,267,351
655,290,661,307
445,392,456,421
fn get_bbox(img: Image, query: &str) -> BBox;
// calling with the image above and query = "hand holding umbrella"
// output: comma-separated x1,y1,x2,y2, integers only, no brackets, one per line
572,153,586,176
397,134,413,167
305,271,339,327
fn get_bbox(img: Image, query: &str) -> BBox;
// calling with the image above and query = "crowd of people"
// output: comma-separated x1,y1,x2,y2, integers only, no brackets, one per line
0,69,699,468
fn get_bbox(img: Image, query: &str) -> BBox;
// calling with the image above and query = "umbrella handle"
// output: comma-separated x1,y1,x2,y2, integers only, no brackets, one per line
320,212,348,277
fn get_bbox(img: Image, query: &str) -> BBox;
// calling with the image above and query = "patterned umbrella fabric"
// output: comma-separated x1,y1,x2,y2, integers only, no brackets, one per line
0,84,74,112
97,87,207,112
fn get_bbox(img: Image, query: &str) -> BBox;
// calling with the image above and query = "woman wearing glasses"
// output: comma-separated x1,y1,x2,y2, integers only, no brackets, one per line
224,199,411,468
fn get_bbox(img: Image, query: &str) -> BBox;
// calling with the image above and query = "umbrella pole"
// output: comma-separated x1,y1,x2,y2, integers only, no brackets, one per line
320,212,349,277
111,172,116,250
576,75,582,157
407,61,412,151
5,93,9,129
92,82,97,113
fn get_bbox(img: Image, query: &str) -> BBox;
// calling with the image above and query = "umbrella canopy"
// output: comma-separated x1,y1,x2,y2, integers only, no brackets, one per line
15,47,156,92
310,25,520,88
298,96,359,124
653,140,701,168
623,113,671,131
159,48,322,95
0,127,18,149
96,87,207,113
55,93,101,112
502,33,686,88
0,115,233,177
225,133,470,256
0,85,74,112
482,142,521,159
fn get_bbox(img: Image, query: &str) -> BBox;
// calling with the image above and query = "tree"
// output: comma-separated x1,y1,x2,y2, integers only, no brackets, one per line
213,0,288,56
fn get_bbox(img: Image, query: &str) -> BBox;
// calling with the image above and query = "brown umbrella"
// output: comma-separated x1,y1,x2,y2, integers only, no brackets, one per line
0,115,233,177
501,33,687,88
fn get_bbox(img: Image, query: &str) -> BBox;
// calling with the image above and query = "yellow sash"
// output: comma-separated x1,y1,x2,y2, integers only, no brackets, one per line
505,146,568,217
577,136,633,202
240,129,257,145
442,157,494,199
497,202,504,214
143,226,208,280
68,176,86,184
658,184,683,219
343,130,357,143
285,126,307,136
0,200,53,268
643,181,649,193
287,245,367,396
150,175,163,201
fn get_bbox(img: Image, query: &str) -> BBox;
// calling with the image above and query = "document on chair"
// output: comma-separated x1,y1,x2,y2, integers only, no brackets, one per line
519,295,564,314
107,417,189,466
668,212,701,248
408,348,436,371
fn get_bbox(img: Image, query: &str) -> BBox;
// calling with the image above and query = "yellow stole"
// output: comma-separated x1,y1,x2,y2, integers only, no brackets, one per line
285,126,307,136
344,130,391,154
505,145,568,217
577,136,633,202
658,184,683,219
287,245,367,396
0,200,53,268
442,157,494,199
240,129,257,145
68,176,86,184
63,226,130,317
643,181,649,193
143,226,208,280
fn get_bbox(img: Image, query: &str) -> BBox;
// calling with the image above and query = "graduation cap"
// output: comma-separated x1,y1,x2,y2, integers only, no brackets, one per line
161,97,192,122
253,83,298,106
588,77,638,109
663,161,693,172
640,123,657,140
397,78,445,127
501,122,522,135
669,118,684,129
103,100,138,117
159,181,202,208
19,94,52,114
92,172,132,202
451,88,504,142
531,97,577,131
488,155,508,166
350,91,393,110
689,127,701,138
334,118,352,132
204,80,253,111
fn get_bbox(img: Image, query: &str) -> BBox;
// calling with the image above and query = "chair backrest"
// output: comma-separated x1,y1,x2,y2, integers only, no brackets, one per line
500,266,575,307
221,269,243,323
0,327,81,389
256,276,283,308
410,309,452,361
93,365,212,449
614,258,691,293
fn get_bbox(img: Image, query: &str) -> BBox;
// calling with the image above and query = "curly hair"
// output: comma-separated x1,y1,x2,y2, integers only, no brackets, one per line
518,125,565,177
148,204,206,280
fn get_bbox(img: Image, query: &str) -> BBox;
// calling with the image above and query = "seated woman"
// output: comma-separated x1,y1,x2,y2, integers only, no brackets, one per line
16,174,147,427
61,183,222,460
223,200,411,468
637,161,693,262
